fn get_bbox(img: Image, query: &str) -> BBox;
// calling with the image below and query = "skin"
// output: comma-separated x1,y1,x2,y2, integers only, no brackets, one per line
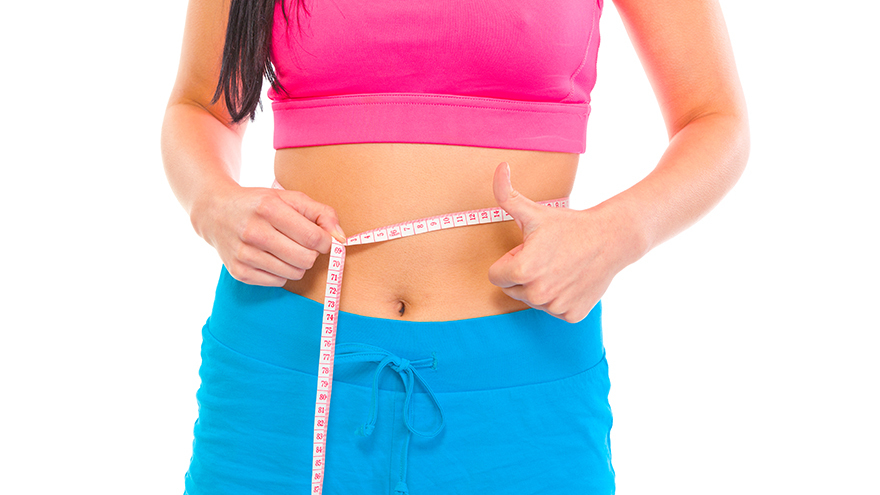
162,0,749,323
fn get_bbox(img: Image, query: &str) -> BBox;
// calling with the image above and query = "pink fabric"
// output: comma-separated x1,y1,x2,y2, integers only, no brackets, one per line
269,0,603,153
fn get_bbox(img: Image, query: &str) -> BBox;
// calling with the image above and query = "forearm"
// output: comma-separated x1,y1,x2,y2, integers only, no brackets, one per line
597,110,750,265
160,100,245,224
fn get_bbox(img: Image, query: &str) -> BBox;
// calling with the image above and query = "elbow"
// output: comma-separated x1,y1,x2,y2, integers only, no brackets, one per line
729,106,750,182
682,103,751,182
710,108,750,192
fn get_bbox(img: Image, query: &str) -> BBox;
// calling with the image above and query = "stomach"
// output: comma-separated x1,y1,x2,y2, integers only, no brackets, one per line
275,143,579,321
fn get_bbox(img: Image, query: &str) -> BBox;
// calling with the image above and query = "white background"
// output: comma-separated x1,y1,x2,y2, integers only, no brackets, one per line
1,0,877,493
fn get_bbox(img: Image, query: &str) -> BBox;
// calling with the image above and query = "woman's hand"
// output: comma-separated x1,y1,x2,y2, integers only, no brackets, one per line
488,162,645,323
191,184,346,287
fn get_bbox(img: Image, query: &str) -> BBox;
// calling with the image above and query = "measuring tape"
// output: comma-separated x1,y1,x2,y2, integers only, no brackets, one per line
300,193,569,494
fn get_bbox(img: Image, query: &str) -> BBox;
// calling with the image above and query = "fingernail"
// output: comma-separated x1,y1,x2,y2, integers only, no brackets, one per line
332,227,347,244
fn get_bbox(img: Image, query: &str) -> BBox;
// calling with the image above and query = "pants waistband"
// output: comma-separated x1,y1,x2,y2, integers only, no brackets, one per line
207,266,605,393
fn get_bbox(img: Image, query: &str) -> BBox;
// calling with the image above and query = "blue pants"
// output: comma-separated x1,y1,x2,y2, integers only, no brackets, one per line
185,267,615,494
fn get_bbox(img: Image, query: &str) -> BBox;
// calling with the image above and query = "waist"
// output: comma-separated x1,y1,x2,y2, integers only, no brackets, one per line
275,143,580,320
209,266,605,392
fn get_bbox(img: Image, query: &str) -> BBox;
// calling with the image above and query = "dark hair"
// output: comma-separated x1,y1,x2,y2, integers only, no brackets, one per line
212,0,308,123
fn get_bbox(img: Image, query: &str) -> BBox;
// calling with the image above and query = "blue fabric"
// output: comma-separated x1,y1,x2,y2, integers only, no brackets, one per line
184,267,615,494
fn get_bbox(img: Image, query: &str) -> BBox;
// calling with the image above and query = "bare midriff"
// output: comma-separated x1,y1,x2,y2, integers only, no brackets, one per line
276,143,579,321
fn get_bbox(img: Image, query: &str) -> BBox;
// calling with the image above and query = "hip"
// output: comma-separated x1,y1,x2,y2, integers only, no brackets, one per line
187,266,614,494
207,265,606,388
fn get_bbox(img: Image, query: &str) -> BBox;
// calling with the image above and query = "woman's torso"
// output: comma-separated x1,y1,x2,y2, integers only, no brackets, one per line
270,0,602,319
276,144,578,321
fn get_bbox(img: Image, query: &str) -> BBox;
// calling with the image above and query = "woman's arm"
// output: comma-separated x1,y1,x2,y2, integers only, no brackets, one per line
161,0,345,287
490,0,749,322
605,0,750,248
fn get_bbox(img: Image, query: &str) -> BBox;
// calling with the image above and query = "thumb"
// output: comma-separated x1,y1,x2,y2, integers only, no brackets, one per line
493,162,543,234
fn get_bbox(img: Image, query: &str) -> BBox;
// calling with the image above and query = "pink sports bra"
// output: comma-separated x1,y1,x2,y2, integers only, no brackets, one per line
268,0,603,153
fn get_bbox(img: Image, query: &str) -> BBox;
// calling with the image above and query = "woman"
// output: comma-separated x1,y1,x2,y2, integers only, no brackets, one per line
161,0,748,493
